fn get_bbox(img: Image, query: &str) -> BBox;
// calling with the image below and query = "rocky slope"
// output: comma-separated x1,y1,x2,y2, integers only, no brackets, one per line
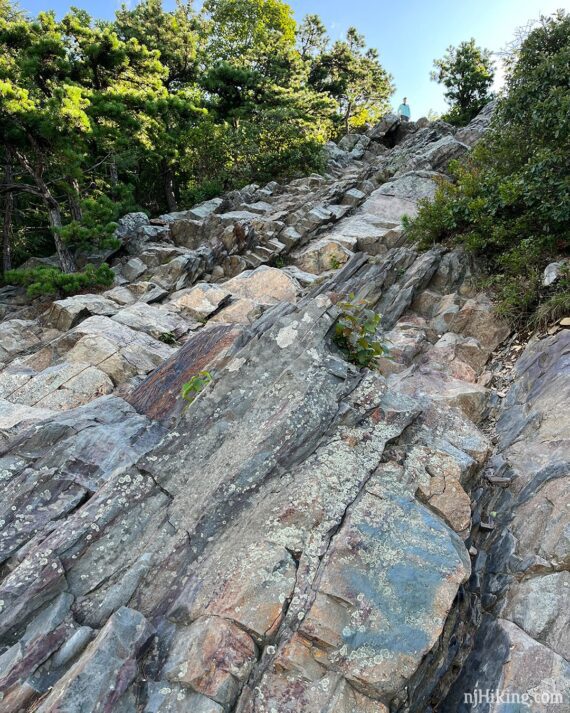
0,109,567,713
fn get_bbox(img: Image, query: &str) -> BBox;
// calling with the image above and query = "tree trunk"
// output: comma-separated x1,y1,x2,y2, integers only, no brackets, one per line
15,149,76,273
163,160,178,212
69,179,83,222
46,196,75,273
2,162,13,274
344,101,352,134
109,157,118,184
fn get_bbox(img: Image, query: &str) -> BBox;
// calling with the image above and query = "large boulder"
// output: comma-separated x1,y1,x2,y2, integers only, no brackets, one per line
169,283,231,320
115,212,149,241
367,112,400,140
377,170,443,201
44,295,118,331
112,302,196,340
291,238,353,275
359,188,419,223
223,265,299,304
122,257,147,282
169,219,204,249
209,298,261,325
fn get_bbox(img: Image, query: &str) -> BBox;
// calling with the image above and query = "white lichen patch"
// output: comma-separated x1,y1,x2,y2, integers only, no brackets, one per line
226,357,246,372
276,323,299,349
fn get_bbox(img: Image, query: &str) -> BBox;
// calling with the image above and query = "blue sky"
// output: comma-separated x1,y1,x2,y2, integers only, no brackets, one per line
21,0,570,116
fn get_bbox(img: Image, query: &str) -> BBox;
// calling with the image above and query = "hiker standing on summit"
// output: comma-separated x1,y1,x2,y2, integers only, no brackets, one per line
398,97,411,122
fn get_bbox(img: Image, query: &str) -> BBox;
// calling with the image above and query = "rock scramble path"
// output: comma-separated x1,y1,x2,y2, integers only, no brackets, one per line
0,106,568,712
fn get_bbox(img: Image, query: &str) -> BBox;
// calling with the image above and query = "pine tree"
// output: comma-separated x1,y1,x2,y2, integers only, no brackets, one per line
431,39,495,126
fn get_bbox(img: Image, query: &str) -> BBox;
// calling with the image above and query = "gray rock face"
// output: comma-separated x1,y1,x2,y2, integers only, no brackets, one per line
454,99,497,147
1,105,563,713
0,396,165,564
377,170,444,201
44,294,119,331
115,211,150,240
0,246,496,712
0,319,56,365
37,607,154,712
441,329,570,712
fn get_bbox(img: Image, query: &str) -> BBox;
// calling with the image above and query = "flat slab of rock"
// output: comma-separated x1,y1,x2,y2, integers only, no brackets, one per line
44,295,118,331
6,361,114,412
291,238,353,275
209,298,261,325
296,490,470,700
0,398,55,434
223,265,299,304
360,190,419,223
64,316,175,384
128,324,243,422
169,283,231,320
112,303,197,340
377,170,442,201
0,319,54,364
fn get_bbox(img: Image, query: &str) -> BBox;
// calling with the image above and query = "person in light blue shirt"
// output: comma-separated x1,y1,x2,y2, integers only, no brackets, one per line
398,97,411,122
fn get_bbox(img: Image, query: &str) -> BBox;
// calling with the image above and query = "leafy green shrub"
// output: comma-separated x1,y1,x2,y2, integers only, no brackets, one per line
181,371,213,406
159,332,178,345
406,12,570,325
333,293,386,367
5,263,115,298
57,194,122,252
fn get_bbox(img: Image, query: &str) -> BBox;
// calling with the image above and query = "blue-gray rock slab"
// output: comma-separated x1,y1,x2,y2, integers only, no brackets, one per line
296,490,470,700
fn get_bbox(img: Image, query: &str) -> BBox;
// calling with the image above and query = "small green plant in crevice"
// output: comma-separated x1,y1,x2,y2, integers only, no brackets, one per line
181,371,212,409
274,256,285,269
329,256,342,270
332,293,386,367
159,332,178,345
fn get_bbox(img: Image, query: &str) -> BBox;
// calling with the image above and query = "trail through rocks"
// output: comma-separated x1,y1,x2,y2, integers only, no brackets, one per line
0,107,567,712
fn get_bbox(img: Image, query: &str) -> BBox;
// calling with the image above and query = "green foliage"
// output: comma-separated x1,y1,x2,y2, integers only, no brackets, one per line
431,39,494,126
307,26,394,134
181,370,212,404
533,288,570,329
329,256,341,270
408,12,570,325
158,331,178,344
1,0,392,274
4,262,114,297
57,193,122,252
333,293,386,367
